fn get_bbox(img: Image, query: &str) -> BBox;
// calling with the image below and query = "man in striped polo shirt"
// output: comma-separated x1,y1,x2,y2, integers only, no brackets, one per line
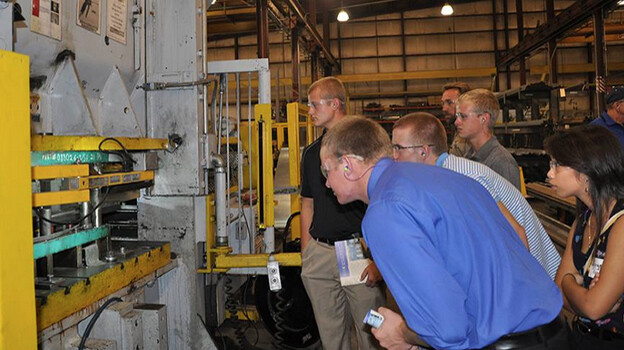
391,112,560,278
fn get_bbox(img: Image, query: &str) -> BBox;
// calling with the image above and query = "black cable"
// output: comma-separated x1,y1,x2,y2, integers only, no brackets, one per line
34,187,111,226
282,211,300,252
240,275,260,346
78,297,122,350
98,137,136,172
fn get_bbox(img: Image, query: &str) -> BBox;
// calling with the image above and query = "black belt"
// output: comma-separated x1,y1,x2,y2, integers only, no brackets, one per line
574,319,624,341
313,234,358,246
482,317,565,350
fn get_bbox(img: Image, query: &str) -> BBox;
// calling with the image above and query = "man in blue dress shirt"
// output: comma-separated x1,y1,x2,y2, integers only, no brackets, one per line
590,86,624,148
319,116,568,349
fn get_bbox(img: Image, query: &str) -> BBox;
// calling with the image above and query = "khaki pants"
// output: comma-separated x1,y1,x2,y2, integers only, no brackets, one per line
301,239,386,350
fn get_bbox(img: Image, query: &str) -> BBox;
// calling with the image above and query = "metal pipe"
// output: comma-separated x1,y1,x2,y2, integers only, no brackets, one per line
248,73,256,241
211,153,228,247
91,188,102,228
139,77,217,91
258,63,271,104
81,201,91,228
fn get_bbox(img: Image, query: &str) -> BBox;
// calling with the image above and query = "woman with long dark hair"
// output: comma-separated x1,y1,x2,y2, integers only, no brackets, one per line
546,124,624,349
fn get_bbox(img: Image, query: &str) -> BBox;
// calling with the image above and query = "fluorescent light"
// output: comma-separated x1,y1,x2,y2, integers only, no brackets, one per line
441,3,454,16
618,0,624,5
211,0,217,5
337,9,349,22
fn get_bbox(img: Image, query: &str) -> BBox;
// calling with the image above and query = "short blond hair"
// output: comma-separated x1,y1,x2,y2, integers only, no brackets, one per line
443,82,471,95
457,88,500,128
308,77,347,113
321,116,392,163
393,113,448,155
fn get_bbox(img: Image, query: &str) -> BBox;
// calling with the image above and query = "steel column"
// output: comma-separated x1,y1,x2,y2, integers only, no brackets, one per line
546,0,558,84
516,0,526,85
594,9,607,114
322,12,332,76
311,50,319,83
0,50,37,349
491,0,499,91
401,11,408,102
503,0,511,89
292,24,301,102
256,0,270,59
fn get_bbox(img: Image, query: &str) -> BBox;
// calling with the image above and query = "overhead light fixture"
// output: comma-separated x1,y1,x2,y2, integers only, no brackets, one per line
618,0,624,5
441,2,454,16
337,9,349,22
210,0,217,5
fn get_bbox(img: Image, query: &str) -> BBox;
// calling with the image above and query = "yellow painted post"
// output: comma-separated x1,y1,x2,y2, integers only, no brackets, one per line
255,104,274,227
286,103,301,239
0,50,37,349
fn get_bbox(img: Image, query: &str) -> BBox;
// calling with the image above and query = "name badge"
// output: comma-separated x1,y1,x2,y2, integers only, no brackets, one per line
588,257,604,279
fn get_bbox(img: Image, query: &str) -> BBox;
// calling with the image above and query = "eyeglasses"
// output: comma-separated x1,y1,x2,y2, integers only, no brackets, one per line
320,154,364,178
392,144,433,152
307,99,332,109
549,160,561,170
441,99,456,107
455,111,481,120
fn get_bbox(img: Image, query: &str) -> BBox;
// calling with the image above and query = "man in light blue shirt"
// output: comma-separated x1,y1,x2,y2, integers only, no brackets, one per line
391,112,561,279
319,116,567,349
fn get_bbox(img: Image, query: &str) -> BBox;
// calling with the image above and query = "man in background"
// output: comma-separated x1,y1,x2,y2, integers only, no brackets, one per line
455,88,521,190
441,82,471,157
591,86,624,148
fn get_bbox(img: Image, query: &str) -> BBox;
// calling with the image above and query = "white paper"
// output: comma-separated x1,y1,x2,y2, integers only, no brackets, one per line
107,0,128,44
335,238,371,286
31,0,61,40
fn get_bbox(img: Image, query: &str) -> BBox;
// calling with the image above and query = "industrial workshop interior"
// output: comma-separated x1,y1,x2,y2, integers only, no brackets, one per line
1,0,624,349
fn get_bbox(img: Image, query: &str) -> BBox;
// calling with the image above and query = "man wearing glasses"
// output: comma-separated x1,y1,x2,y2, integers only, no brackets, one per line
300,77,385,350
441,82,471,157
391,112,561,279
319,116,568,350
455,88,521,190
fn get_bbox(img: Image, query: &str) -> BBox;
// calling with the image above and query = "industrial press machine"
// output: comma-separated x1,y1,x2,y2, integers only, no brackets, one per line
0,1,317,349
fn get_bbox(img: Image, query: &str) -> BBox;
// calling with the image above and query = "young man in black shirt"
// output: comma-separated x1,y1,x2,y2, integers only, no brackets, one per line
300,77,385,350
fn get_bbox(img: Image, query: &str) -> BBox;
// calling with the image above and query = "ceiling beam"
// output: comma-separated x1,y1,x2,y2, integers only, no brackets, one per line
497,0,620,67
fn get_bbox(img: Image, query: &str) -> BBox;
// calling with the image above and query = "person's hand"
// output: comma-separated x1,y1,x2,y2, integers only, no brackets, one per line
371,307,413,350
589,272,600,289
589,273,622,314
361,261,383,287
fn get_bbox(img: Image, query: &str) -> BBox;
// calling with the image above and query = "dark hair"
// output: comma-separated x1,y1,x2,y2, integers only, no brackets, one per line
544,125,624,236
393,112,448,155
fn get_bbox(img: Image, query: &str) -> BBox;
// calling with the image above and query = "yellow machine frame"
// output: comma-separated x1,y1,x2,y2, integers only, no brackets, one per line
0,50,38,349
200,102,320,273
